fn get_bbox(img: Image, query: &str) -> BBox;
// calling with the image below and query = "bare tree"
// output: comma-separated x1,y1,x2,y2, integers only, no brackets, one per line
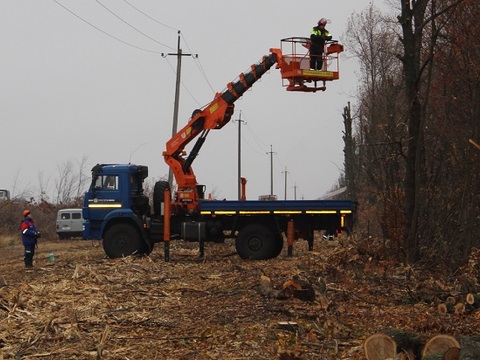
54,156,90,205
398,0,467,262
37,171,50,202
345,4,407,257
74,155,89,200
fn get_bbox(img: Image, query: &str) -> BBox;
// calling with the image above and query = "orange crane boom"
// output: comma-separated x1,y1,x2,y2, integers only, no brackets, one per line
163,39,344,214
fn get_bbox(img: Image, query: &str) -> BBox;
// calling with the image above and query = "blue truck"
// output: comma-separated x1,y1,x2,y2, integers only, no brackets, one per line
82,39,357,261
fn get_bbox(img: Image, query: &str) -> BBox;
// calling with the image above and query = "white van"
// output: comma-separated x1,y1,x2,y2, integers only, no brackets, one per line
56,208,85,239
0,189,10,201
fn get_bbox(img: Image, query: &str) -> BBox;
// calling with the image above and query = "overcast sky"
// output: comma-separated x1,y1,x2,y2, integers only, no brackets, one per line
1,0,392,201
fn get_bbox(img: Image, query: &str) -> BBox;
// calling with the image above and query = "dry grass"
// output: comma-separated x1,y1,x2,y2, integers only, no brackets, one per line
1,235,479,359
0,235,17,248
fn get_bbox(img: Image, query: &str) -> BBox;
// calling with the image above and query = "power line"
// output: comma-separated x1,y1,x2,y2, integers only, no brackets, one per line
180,33,215,94
163,56,202,108
118,0,215,94
121,0,177,31
120,0,215,94
53,0,216,120
52,0,164,54
96,0,175,50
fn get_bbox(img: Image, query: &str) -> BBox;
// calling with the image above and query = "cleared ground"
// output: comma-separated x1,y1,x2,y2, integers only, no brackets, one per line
0,235,479,359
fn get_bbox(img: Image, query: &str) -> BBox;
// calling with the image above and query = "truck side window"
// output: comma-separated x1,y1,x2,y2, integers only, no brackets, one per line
94,176,102,190
103,176,118,190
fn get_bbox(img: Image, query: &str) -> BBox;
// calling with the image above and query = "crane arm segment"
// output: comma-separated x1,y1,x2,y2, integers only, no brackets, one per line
163,51,279,195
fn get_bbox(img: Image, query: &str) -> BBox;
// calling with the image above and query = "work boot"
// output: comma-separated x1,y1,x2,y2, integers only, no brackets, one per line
24,258,33,268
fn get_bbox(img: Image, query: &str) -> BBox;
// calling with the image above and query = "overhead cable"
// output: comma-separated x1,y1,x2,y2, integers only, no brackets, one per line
96,0,175,50
52,0,164,54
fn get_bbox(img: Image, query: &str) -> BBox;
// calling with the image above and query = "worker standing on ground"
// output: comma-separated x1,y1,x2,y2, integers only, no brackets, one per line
310,18,332,70
20,210,41,268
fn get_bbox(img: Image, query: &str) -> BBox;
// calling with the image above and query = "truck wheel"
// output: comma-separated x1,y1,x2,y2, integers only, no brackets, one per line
235,224,276,260
139,239,154,256
271,234,284,258
103,224,143,258
153,181,170,217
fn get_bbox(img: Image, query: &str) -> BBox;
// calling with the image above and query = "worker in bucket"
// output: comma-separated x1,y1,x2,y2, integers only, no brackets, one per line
310,18,332,70
20,209,41,268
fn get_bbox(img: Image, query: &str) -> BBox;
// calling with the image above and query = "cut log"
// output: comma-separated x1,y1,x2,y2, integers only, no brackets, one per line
466,293,480,309
422,348,460,360
277,321,299,332
453,302,465,315
282,276,315,302
364,333,396,360
438,303,453,315
257,275,286,299
256,275,315,301
382,329,422,359
446,296,456,306
443,346,460,360
422,334,460,358
422,353,449,360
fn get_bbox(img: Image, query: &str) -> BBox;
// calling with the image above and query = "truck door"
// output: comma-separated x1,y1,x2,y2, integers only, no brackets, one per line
85,174,122,223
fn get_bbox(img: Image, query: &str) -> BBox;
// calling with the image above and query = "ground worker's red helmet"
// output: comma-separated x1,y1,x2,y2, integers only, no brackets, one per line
23,209,31,217
318,18,327,26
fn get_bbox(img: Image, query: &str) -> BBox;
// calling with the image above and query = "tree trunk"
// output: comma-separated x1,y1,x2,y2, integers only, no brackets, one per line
343,102,357,199
398,0,429,263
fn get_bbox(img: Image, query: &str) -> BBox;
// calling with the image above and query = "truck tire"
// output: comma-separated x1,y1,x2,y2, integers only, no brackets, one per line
103,223,143,258
153,181,170,217
271,233,284,258
235,224,276,260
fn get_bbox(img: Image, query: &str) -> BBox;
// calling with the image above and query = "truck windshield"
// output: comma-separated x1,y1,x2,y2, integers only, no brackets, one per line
94,175,118,191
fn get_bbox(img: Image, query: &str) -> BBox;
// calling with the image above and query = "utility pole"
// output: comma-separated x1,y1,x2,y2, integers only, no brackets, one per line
162,30,197,189
292,183,297,200
266,145,275,196
234,111,246,200
282,166,289,200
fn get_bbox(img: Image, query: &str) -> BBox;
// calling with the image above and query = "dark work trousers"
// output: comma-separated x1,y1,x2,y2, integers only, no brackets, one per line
24,244,35,267
310,47,324,70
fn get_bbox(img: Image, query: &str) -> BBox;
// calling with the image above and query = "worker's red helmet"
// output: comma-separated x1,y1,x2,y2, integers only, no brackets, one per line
23,209,31,217
318,18,327,26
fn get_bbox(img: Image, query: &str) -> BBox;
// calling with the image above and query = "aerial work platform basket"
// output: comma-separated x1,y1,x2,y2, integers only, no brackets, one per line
272,37,344,92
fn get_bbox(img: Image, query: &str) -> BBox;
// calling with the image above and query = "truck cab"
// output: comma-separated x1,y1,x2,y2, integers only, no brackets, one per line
82,164,154,257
